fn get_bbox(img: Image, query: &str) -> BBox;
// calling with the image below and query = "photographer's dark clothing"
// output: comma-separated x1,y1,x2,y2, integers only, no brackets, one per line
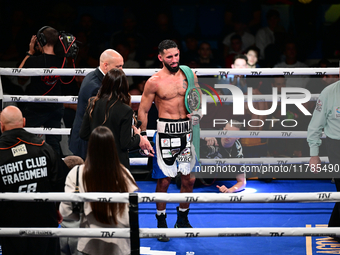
0,128,67,255
187,138,243,187
23,53,63,112
201,138,243,159
23,54,64,155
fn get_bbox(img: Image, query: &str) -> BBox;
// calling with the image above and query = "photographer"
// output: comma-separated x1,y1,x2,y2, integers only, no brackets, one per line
202,120,246,193
19,26,64,155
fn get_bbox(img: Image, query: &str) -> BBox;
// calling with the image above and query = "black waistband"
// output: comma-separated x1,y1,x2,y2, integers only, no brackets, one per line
159,118,189,122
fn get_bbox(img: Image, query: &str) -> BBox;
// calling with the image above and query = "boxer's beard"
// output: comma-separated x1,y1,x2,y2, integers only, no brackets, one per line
164,61,180,73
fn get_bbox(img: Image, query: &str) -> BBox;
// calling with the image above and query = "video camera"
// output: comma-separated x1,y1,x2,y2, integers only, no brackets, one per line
59,31,79,59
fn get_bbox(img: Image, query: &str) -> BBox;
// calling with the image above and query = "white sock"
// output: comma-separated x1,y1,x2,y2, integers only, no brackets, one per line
157,210,166,216
179,207,188,212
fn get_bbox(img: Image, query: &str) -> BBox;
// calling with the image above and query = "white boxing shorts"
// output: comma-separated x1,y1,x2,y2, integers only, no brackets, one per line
156,118,196,178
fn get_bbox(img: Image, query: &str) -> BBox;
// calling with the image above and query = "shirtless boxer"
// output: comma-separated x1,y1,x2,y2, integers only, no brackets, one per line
138,40,200,242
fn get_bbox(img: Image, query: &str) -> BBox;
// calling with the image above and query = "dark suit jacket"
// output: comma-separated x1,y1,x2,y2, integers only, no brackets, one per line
79,97,140,169
69,67,104,159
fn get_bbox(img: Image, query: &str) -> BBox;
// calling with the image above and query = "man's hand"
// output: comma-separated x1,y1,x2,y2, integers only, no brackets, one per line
139,135,154,157
28,35,37,55
309,156,321,167
217,185,231,193
187,110,202,126
205,137,218,146
309,156,321,173
132,126,141,135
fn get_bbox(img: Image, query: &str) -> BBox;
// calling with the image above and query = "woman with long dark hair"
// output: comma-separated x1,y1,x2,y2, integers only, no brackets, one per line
60,126,138,255
79,68,151,169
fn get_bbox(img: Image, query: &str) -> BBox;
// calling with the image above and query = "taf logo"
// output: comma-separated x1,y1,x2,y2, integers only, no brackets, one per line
336,107,340,114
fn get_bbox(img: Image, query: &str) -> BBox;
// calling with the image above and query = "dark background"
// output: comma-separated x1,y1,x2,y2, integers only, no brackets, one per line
1,0,340,68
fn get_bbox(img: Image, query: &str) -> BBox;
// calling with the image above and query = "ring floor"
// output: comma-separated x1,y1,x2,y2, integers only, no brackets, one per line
138,179,338,255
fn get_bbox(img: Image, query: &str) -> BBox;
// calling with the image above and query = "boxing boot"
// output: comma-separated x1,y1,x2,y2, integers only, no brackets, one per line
156,213,170,242
174,207,193,228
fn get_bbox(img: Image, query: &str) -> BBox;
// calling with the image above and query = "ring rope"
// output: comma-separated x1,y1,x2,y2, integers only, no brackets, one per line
1,67,338,76
3,95,79,104
0,191,337,203
2,94,320,104
23,128,324,139
130,156,329,166
141,227,340,238
200,156,329,165
200,130,326,138
24,127,71,135
0,227,338,238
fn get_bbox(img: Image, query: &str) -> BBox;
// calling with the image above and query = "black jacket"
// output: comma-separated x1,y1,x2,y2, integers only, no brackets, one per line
23,54,64,112
69,67,104,159
79,97,140,169
0,128,67,229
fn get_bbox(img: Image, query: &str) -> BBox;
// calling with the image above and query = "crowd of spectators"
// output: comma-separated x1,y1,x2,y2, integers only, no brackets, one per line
1,1,340,68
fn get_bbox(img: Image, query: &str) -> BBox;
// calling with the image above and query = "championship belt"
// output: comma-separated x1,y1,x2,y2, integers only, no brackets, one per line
180,65,201,161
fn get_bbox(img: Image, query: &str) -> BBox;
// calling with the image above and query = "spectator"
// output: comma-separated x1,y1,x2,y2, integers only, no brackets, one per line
110,12,146,67
223,0,261,36
274,40,309,88
60,156,85,255
18,26,64,155
244,45,260,68
116,41,140,87
73,31,99,68
69,49,124,160
196,42,220,68
202,121,246,192
79,68,152,169
221,54,249,96
147,12,181,62
0,106,67,255
222,18,255,57
60,126,138,255
255,9,282,60
181,34,199,65
225,34,243,68
71,13,106,65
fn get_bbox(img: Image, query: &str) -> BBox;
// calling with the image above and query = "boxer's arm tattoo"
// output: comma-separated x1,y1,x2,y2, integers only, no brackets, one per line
183,79,188,89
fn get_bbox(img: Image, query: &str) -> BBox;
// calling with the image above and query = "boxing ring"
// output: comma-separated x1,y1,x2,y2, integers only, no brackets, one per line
0,67,339,255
